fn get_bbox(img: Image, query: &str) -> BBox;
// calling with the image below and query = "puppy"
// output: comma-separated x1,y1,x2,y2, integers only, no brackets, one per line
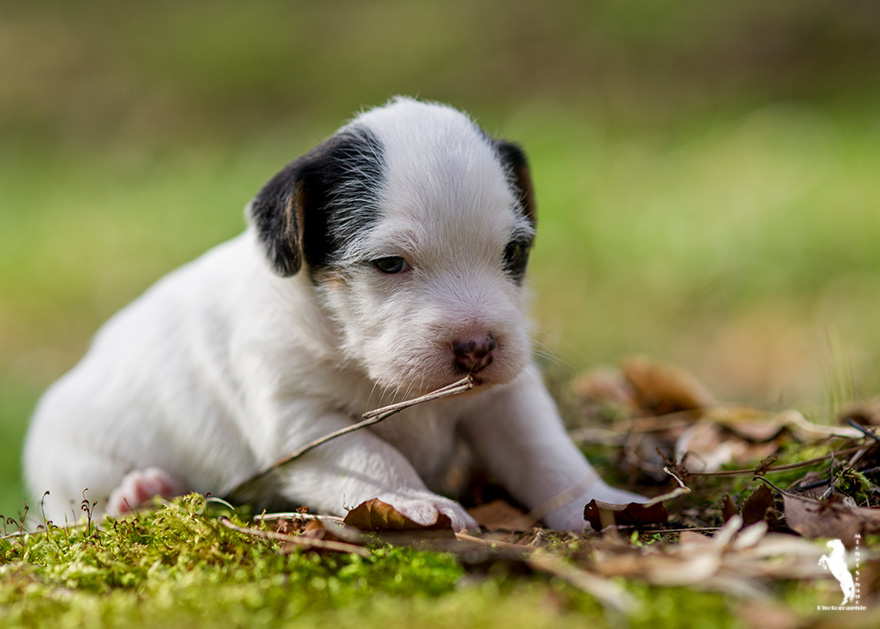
24,97,642,530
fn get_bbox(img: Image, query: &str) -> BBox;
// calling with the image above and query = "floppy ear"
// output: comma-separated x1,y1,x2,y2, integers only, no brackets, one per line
248,161,308,277
248,127,384,277
495,140,536,224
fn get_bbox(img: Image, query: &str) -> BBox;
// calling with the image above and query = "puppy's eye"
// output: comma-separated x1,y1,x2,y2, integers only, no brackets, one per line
503,240,530,279
373,256,410,274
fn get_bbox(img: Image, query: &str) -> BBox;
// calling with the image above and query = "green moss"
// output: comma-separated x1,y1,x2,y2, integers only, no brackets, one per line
1,497,468,628
2,495,868,628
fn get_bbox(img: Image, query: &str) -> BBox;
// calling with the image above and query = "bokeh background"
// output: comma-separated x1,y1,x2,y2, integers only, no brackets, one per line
2,0,879,518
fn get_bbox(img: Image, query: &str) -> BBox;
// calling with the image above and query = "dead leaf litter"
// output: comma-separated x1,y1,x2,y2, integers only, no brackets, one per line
223,357,878,621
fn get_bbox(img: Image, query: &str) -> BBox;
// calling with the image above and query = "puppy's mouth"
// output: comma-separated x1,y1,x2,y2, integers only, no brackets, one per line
366,329,528,397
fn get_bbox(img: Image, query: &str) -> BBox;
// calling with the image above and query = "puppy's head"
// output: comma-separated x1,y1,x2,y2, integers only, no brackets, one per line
248,97,536,394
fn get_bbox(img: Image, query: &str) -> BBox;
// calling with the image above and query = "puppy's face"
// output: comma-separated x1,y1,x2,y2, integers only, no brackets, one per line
249,98,536,395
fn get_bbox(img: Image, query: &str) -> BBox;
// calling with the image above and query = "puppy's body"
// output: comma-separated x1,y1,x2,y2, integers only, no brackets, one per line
25,98,641,529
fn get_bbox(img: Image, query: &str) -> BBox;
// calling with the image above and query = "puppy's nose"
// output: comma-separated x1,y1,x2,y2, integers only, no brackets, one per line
452,335,496,373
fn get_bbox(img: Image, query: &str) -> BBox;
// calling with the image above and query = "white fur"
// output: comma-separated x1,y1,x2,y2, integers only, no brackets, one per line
24,98,641,530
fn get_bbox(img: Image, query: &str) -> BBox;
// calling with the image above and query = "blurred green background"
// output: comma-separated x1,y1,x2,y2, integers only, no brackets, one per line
2,0,879,518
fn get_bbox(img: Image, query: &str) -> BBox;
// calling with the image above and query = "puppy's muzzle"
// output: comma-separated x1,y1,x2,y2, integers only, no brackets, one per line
452,335,495,374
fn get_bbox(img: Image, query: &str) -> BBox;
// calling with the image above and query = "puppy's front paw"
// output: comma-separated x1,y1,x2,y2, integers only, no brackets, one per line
107,468,187,515
380,491,478,532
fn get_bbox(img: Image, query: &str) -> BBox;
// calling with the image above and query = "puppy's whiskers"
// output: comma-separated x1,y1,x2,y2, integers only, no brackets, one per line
530,338,565,368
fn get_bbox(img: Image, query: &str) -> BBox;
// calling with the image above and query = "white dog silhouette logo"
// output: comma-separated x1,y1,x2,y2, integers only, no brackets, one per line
818,539,855,606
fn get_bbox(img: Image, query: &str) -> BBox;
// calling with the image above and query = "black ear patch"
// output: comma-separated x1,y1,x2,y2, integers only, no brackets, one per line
248,127,385,277
248,162,306,277
495,141,536,224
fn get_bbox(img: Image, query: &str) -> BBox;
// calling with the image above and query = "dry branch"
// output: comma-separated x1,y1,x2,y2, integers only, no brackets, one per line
218,516,371,557
227,375,475,502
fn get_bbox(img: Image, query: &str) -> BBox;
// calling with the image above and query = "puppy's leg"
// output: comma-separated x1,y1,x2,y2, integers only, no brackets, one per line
25,449,177,523
107,468,189,515
257,413,478,532
462,364,644,531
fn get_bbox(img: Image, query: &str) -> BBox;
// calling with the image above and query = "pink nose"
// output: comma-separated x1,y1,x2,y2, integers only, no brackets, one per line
452,335,496,373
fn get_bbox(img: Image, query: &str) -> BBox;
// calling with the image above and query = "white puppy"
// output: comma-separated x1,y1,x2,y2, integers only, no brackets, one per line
25,97,641,530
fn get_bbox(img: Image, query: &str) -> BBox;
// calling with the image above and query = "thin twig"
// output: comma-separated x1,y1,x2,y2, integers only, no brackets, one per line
845,419,880,443
650,526,723,534
753,475,794,495
274,375,474,466
685,444,866,477
254,512,346,524
227,375,475,500
361,376,475,419
640,468,692,507
218,516,371,557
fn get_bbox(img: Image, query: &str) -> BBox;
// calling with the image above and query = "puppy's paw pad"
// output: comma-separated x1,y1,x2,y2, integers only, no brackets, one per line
107,468,187,515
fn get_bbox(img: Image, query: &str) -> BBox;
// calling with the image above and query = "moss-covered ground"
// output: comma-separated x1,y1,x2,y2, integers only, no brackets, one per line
0,495,799,629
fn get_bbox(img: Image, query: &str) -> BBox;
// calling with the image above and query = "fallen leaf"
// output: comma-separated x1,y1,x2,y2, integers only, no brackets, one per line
343,498,456,538
787,471,827,499
711,514,745,547
782,493,880,547
583,499,668,530
467,499,531,532
571,368,636,408
620,356,716,416
741,485,777,527
781,409,864,440
588,512,878,597
697,406,788,442
676,422,748,472
721,493,739,523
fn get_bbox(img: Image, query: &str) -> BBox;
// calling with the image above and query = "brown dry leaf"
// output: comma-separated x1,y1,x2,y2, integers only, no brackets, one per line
343,498,455,538
296,519,362,546
591,515,866,596
620,356,716,416
783,492,880,547
273,517,304,536
675,422,781,473
571,368,635,408
721,493,739,523
786,471,828,499
699,406,788,442
467,499,531,532
583,499,668,531
741,485,779,528
780,409,864,440
675,422,744,472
